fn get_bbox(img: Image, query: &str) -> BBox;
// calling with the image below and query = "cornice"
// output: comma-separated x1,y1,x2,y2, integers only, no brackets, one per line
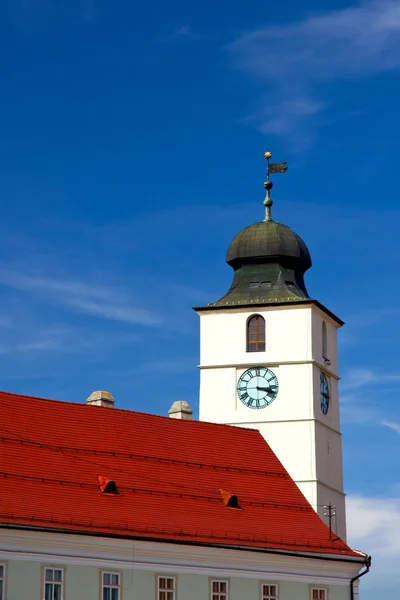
194,300,344,327
0,529,363,585
198,360,340,380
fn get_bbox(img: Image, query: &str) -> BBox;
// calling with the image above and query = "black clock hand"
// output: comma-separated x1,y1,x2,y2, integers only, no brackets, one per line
256,386,275,393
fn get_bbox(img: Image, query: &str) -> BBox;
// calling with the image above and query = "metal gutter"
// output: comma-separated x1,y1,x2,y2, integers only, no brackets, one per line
350,555,371,599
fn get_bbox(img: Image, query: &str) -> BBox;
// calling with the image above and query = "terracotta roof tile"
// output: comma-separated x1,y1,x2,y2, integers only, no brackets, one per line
0,391,360,558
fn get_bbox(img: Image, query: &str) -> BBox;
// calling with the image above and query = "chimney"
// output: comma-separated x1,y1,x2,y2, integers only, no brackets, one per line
87,390,115,408
168,400,193,420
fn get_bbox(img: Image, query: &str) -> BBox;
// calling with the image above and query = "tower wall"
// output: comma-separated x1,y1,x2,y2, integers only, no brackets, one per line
197,303,347,541
199,305,313,367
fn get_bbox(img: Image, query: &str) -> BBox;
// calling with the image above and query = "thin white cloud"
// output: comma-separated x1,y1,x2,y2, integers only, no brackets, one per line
242,98,325,138
172,25,199,39
342,368,400,391
0,323,141,357
340,403,381,425
347,494,400,590
227,0,400,142
0,268,162,327
157,24,203,43
18,340,61,352
339,369,400,425
382,420,400,434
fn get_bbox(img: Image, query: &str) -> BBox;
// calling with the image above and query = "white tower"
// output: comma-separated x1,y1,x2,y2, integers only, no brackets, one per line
195,153,347,541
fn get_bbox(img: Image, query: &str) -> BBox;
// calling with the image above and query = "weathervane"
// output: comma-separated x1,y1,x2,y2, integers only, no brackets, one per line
263,150,288,222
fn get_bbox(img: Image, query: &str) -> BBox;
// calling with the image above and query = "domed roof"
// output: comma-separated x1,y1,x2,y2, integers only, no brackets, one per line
226,220,311,269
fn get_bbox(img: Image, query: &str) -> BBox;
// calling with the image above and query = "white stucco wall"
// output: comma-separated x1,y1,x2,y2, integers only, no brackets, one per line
199,305,313,367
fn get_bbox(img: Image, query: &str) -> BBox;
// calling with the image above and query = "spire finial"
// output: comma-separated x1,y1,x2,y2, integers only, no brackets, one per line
263,150,288,222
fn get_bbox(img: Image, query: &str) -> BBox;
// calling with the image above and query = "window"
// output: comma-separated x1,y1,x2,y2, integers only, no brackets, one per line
0,564,5,600
311,588,327,600
157,576,176,600
262,583,278,599
322,321,328,359
44,568,63,600
211,580,229,600
247,315,265,352
102,572,121,600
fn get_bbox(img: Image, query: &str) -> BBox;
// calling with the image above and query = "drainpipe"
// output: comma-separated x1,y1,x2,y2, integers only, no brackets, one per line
350,555,371,600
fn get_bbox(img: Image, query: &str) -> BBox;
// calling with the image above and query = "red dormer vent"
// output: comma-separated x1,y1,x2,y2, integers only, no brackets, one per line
220,488,241,509
98,475,118,495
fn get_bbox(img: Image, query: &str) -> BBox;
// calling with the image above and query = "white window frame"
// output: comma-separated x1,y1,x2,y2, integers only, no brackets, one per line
156,575,176,600
101,571,121,600
0,564,6,600
261,582,279,600
210,579,229,600
310,587,328,600
43,567,64,600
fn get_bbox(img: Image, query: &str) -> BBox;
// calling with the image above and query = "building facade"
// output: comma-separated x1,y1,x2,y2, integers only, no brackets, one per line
0,386,369,600
1,529,367,600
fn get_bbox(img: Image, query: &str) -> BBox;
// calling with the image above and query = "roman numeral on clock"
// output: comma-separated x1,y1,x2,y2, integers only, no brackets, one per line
237,367,278,409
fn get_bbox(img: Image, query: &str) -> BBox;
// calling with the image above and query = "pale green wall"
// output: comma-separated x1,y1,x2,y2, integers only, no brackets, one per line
280,580,350,600
6,560,40,600
3,559,351,600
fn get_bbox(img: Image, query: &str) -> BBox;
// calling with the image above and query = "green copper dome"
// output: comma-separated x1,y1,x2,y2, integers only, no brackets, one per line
227,221,311,269
202,219,312,309
194,151,315,310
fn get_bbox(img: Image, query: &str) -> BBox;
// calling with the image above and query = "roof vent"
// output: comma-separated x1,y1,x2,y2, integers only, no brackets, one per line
98,475,118,495
87,390,115,408
168,400,193,420
220,489,241,509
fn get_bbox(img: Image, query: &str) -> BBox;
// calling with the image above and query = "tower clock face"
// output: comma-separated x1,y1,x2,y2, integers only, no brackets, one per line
237,367,279,409
320,372,330,415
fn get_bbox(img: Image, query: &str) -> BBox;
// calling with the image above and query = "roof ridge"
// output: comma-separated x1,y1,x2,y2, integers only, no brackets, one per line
0,390,263,435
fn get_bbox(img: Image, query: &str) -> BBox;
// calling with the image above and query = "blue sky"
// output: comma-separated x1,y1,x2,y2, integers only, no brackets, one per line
1,0,400,595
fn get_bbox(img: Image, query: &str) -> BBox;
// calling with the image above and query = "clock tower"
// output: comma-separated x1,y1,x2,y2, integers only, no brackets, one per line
195,152,347,541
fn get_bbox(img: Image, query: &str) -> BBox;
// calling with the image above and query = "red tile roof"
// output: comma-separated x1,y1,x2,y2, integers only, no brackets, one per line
0,391,360,559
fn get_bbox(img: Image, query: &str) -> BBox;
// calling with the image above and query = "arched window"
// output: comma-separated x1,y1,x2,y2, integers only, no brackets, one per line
322,321,328,359
247,315,265,352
